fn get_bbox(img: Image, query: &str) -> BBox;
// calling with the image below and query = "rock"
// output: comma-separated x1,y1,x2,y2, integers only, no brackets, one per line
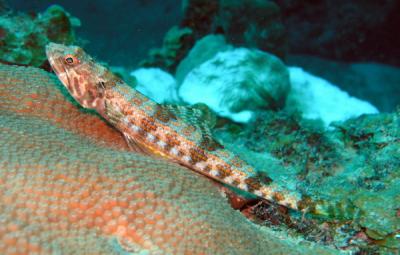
181,0,287,60
0,5,79,67
175,34,233,84
288,55,400,112
130,67,179,104
179,48,290,123
286,67,379,127
275,0,400,65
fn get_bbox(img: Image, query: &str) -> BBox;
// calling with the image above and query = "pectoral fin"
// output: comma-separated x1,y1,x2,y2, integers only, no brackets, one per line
123,133,156,156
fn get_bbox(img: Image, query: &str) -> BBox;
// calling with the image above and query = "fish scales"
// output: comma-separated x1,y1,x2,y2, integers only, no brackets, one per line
46,42,319,212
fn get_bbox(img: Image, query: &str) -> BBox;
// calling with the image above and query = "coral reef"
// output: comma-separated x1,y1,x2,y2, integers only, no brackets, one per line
182,0,287,59
1,2,398,253
139,26,194,73
0,5,79,67
216,0,287,59
286,67,378,126
288,55,400,112
274,0,400,66
0,63,342,254
215,109,400,252
143,0,287,73
179,48,290,122
174,35,379,126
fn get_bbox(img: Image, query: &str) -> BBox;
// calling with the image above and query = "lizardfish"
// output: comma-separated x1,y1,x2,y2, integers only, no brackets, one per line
46,42,320,213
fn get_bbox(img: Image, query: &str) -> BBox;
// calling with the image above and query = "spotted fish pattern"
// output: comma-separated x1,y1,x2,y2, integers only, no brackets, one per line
46,43,316,212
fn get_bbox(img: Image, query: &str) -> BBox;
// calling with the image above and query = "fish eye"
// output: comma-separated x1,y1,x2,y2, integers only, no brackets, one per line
64,54,78,65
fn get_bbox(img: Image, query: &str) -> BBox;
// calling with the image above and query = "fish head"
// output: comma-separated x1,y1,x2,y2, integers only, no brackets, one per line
46,42,110,110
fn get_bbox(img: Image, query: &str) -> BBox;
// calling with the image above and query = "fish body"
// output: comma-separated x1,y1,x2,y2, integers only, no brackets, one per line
46,43,313,212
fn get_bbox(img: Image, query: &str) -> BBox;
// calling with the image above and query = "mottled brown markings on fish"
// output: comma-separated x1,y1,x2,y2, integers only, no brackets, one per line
231,156,243,168
244,177,262,193
178,149,185,157
150,134,159,143
203,165,212,174
138,93,149,102
161,142,172,152
73,77,82,96
103,79,119,89
87,89,95,100
182,125,196,137
74,69,90,77
255,172,273,185
165,133,181,147
65,81,73,93
154,105,177,123
189,147,208,164
215,164,232,179
273,192,285,202
297,195,317,212
231,179,240,186
200,136,224,151
140,117,157,132
132,97,144,106
122,107,134,116
144,105,154,113
218,150,230,159
104,71,123,85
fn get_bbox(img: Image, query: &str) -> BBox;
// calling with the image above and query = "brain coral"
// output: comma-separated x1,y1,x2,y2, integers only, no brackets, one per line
0,64,339,254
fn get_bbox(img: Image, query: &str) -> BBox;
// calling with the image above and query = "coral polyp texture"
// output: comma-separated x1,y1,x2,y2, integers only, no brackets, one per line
0,64,340,254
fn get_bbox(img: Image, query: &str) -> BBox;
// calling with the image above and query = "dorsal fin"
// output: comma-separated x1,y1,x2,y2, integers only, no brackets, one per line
163,103,217,129
160,103,225,151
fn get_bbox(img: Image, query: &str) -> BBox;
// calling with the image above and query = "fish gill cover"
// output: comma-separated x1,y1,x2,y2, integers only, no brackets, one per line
1,0,400,254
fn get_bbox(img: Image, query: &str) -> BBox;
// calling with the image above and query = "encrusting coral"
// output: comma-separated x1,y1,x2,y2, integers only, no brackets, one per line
0,5,79,67
0,63,341,254
215,109,400,252
139,26,194,73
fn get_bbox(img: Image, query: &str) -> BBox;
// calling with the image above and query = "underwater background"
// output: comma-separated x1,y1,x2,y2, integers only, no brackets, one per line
1,0,399,254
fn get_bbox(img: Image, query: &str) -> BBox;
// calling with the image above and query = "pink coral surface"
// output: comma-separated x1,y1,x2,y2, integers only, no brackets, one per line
0,64,337,254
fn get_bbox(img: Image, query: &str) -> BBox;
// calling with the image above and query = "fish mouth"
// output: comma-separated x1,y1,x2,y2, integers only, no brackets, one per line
45,42,71,79
45,43,73,91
